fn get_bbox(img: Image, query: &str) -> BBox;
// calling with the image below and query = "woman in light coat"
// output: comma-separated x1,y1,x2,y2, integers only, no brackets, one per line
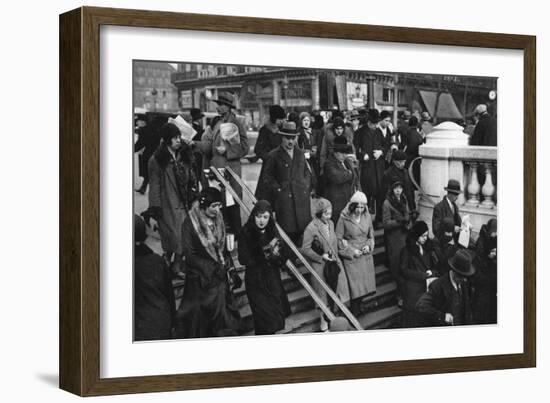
335,191,376,315
301,198,350,331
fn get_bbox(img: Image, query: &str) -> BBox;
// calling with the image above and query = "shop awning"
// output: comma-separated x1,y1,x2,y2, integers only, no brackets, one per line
419,90,463,120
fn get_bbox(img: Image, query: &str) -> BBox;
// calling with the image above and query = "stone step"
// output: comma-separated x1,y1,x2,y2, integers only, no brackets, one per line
359,305,403,330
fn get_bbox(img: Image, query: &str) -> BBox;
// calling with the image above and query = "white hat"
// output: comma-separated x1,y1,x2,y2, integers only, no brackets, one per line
350,191,368,205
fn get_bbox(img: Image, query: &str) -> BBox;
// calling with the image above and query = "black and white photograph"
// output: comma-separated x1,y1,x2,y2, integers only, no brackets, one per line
133,60,498,341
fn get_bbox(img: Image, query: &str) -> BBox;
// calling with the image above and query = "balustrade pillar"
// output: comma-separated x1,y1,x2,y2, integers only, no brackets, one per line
466,161,481,206
481,162,496,208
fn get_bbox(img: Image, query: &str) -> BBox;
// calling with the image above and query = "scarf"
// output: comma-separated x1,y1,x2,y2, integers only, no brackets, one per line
387,192,408,217
188,203,226,264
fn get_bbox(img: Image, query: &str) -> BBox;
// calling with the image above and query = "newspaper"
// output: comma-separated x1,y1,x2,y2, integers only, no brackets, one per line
168,115,197,142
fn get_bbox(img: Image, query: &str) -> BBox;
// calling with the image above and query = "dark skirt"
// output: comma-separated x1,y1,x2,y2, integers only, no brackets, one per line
245,264,291,335
174,274,241,339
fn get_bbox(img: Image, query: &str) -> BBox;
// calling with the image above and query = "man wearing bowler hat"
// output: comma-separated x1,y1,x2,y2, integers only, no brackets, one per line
432,179,463,240
415,249,478,326
260,121,314,244
188,91,249,234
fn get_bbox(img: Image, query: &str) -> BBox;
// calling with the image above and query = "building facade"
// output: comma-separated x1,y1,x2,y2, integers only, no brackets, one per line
133,61,179,113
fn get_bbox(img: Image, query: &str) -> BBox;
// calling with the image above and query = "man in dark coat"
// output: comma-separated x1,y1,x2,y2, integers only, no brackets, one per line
261,121,314,244
382,150,416,213
416,249,478,326
323,136,360,222
134,214,175,341
134,115,162,194
254,105,285,200
405,116,425,187
470,104,497,146
432,179,463,240
354,109,385,216
190,108,205,185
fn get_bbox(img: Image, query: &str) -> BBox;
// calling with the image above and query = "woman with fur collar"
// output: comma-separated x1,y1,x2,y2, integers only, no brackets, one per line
238,200,291,335
335,191,376,315
174,187,241,339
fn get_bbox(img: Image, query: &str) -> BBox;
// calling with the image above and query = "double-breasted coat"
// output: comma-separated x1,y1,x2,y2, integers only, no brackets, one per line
322,154,360,222
335,205,377,299
261,145,313,235
301,217,351,308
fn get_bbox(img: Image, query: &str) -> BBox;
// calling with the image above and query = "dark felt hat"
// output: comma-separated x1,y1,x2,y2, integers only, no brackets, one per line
392,150,407,161
159,122,181,143
279,121,299,136
445,179,462,194
333,135,352,154
212,91,236,108
448,249,476,277
367,108,380,123
269,105,286,120
410,220,429,239
190,108,204,121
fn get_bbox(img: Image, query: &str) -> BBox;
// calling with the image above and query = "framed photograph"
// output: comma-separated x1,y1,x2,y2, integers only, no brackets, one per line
59,6,536,396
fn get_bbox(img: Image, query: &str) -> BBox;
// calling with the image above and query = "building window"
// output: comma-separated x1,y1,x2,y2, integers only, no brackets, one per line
398,89,406,104
382,88,394,103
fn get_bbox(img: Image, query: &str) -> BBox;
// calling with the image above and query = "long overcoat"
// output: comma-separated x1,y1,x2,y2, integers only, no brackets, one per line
322,154,360,222
254,122,281,200
261,145,313,235
382,196,410,289
238,222,291,335
301,217,351,308
335,205,376,299
354,125,386,198
175,205,241,338
148,144,196,255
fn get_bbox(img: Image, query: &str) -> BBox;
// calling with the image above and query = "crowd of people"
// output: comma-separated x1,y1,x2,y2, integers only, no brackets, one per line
133,92,498,340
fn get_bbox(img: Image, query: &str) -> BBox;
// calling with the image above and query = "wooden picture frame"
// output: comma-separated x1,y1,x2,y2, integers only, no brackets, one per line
59,6,536,396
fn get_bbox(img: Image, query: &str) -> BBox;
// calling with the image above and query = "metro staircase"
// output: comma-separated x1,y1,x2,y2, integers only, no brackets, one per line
174,198,403,335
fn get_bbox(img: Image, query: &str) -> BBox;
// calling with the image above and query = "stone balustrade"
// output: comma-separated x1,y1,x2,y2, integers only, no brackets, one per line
417,122,497,239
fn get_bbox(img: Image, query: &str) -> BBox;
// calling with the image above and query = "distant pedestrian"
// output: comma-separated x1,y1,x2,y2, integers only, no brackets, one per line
323,135,360,222
254,105,285,200
134,115,162,194
420,111,434,136
405,116,424,186
470,104,497,146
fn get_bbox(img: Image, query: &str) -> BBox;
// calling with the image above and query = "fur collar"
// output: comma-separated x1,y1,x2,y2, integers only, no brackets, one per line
188,202,226,264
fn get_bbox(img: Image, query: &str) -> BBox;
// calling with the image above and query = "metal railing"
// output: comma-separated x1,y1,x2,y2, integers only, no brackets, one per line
219,165,363,331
